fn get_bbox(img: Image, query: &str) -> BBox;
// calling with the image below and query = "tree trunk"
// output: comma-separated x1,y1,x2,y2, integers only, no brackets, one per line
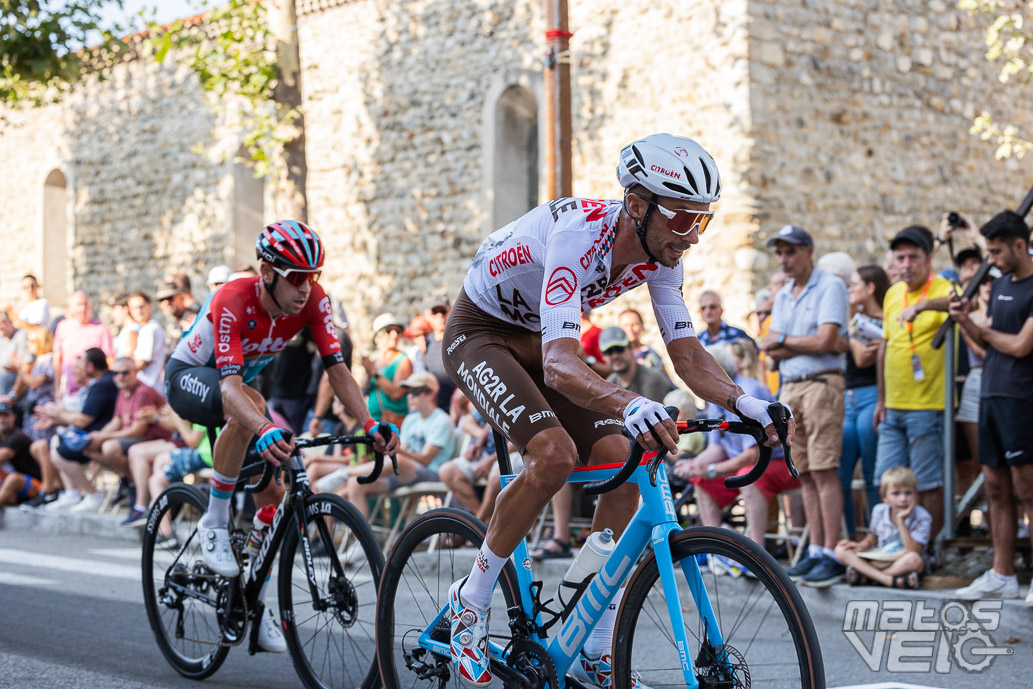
268,0,307,222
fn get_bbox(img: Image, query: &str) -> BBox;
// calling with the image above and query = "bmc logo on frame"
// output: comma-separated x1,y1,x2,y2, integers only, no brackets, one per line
842,599,1012,674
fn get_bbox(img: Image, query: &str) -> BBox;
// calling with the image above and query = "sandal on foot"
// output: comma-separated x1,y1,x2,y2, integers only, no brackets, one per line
891,572,920,589
530,537,571,561
846,566,872,587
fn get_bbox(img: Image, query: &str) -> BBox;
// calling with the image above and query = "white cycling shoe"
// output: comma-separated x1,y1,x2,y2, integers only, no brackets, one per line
258,608,288,653
198,523,240,577
570,651,652,689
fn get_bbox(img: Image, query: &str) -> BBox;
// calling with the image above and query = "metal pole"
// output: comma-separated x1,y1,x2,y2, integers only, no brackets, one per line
544,0,572,199
942,323,956,544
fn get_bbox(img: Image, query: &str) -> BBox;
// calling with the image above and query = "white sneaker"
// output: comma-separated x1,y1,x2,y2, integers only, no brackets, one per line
1025,587,1033,608
69,491,105,513
257,608,287,653
197,522,240,577
955,568,1020,600
44,490,82,512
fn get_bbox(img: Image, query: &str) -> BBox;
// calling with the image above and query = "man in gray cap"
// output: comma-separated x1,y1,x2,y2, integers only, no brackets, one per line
762,224,849,586
600,326,673,401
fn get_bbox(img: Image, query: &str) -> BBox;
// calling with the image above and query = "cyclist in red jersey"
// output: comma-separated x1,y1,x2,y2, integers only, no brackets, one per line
165,221,399,650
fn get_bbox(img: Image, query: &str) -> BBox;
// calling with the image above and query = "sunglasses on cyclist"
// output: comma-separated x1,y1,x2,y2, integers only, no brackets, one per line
270,264,321,286
636,194,714,236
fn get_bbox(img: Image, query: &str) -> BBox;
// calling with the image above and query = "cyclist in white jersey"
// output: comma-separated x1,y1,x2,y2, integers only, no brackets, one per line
440,134,796,688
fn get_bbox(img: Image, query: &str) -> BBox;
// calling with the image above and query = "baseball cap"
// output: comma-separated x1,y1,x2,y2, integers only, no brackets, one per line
0,401,14,415
399,371,440,391
425,295,450,312
206,265,233,287
766,225,814,248
889,226,933,254
954,247,982,265
599,326,631,353
404,315,432,339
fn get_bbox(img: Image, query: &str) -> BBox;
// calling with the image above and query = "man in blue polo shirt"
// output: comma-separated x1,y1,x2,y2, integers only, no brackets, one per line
762,224,849,586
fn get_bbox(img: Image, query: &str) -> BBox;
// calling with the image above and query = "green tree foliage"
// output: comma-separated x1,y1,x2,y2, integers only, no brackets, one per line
147,0,294,179
960,0,1033,159
0,0,127,105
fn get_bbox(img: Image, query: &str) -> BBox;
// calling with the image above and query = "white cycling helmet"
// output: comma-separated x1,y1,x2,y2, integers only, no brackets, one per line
617,134,721,203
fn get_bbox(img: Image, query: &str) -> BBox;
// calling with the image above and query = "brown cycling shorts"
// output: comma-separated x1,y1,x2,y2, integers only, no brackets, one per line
442,289,623,461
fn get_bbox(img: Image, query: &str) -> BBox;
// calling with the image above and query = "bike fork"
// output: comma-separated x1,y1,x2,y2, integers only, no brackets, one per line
652,525,722,689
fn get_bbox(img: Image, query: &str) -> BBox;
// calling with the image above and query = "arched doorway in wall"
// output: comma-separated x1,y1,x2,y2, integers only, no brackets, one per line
493,85,539,228
42,169,69,307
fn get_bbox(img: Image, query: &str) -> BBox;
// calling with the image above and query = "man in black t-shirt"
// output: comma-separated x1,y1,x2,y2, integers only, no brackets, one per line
950,211,1033,602
268,327,316,434
0,401,39,506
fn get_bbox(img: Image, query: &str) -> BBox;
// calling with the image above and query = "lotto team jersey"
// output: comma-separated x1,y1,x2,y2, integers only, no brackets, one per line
170,277,343,384
463,198,696,345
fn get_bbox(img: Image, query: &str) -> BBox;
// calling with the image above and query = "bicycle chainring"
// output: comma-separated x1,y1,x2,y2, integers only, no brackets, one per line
507,638,557,689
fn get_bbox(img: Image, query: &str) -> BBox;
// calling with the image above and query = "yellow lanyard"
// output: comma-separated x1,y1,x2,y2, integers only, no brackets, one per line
902,278,932,354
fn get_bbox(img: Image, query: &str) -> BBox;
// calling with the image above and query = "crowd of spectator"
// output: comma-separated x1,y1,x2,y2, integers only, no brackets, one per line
0,208,1030,604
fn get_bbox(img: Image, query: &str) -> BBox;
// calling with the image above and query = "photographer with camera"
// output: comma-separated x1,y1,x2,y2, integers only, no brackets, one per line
939,211,987,255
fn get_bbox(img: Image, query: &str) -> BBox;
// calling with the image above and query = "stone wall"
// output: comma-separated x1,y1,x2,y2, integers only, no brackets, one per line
746,0,1032,287
0,0,1027,356
0,50,243,318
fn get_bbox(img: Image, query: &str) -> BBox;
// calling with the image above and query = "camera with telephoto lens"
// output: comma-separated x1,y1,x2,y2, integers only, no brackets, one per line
947,211,966,228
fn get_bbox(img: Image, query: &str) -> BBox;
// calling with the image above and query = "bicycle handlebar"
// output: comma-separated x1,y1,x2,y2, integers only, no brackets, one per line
240,423,397,493
583,403,794,496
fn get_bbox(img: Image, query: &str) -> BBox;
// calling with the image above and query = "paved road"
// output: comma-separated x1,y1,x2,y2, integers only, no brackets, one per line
1,526,1030,689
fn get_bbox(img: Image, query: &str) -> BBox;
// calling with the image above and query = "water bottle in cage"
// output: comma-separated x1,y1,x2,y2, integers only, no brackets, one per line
557,528,615,614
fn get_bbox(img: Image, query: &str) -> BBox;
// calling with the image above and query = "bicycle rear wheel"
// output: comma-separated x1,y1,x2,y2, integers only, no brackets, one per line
141,483,231,679
376,508,522,689
278,492,384,689
613,526,824,689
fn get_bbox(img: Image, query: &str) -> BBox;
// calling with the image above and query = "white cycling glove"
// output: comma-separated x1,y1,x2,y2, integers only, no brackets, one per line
622,396,669,438
735,394,793,428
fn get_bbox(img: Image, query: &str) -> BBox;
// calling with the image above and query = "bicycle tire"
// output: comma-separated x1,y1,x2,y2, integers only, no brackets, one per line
376,508,522,689
141,483,231,679
278,492,384,689
613,526,824,689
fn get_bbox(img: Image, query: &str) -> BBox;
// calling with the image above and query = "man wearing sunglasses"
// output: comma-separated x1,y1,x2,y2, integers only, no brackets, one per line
439,134,795,688
164,221,399,593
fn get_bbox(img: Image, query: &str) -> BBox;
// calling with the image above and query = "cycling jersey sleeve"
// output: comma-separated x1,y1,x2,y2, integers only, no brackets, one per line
539,228,596,345
303,284,345,369
209,287,247,379
647,267,697,345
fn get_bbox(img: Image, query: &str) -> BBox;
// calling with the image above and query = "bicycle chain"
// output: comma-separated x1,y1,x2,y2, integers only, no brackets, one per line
175,570,250,648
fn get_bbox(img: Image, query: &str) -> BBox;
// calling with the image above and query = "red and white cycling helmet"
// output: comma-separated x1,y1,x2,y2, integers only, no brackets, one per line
256,220,325,271
617,134,721,204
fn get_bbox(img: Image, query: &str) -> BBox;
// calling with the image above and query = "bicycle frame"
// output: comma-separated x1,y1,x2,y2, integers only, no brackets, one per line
414,455,719,689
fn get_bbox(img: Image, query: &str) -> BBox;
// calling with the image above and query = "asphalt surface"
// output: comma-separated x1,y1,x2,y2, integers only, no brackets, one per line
2,513,1031,689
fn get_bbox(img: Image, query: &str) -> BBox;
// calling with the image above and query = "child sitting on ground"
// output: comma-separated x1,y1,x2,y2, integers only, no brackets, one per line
834,466,931,588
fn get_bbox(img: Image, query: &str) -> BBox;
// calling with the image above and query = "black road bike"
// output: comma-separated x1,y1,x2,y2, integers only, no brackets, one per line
142,430,395,689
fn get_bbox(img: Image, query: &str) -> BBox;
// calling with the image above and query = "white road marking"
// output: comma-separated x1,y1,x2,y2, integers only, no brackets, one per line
0,548,140,581
0,571,56,586
89,547,144,561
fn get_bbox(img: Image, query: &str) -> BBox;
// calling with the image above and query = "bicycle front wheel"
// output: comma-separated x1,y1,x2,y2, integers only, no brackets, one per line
613,526,824,689
376,508,522,689
141,483,230,679
278,492,384,689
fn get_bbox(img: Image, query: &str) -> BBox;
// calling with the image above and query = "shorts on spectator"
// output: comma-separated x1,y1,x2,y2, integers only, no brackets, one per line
116,437,149,456
449,452,525,482
316,466,352,493
12,474,42,502
979,396,1033,469
955,368,982,424
778,376,845,473
54,433,91,463
385,464,438,491
164,448,210,483
875,408,944,491
691,459,801,509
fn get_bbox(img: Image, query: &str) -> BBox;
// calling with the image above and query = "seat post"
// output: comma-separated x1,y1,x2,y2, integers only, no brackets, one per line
492,430,512,474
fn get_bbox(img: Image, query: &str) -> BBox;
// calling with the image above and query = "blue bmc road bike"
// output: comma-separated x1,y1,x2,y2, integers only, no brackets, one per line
375,405,823,689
